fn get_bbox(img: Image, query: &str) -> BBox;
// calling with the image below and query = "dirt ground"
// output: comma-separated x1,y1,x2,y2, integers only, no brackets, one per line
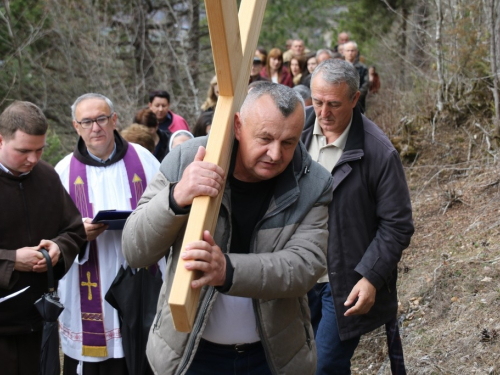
351,99,500,374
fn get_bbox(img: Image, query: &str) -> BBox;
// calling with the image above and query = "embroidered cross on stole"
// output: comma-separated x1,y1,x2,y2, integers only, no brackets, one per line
69,145,146,357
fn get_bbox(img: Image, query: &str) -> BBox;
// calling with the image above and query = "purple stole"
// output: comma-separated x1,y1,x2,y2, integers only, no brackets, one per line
69,145,146,357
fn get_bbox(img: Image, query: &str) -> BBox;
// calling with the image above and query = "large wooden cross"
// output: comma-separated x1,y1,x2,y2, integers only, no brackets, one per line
168,0,267,332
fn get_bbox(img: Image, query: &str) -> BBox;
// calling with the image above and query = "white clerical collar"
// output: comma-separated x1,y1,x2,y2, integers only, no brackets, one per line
0,161,31,176
87,143,117,164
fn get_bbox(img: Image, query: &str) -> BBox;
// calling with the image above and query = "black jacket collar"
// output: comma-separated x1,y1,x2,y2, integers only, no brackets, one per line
73,130,129,167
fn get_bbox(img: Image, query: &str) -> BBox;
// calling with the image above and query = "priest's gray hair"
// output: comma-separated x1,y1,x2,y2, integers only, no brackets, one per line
71,93,115,121
312,59,360,101
240,82,305,121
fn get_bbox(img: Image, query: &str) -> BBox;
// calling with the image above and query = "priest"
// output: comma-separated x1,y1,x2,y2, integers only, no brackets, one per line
55,93,163,374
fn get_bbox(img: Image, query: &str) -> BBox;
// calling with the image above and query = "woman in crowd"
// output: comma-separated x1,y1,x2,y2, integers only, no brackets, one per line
261,48,293,87
306,53,318,74
169,130,194,150
121,124,155,154
289,56,306,86
301,52,318,88
134,108,171,162
192,110,213,138
200,75,219,112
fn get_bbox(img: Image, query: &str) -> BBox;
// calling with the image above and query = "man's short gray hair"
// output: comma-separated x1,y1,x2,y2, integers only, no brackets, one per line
316,49,334,59
344,41,358,51
311,59,360,100
71,93,115,120
293,85,311,101
241,82,305,120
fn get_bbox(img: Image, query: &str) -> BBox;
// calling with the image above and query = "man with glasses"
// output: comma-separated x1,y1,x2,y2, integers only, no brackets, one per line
55,93,162,374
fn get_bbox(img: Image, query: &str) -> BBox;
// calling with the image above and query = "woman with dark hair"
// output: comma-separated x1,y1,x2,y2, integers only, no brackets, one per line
306,53,318,74
261,48,293,87
192,111,214,138
289,56,307,86
300,53,317,88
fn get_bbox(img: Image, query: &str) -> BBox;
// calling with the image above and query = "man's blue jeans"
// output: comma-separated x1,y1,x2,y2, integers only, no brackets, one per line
308,282,360,375
186,338,273,375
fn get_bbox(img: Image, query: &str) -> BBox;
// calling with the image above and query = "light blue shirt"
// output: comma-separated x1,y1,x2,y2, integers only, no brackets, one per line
87,143,117,164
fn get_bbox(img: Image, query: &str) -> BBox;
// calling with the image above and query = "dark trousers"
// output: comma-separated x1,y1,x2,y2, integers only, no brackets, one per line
0,331,43,375
308,282,360,375
186,338,272,375
308,282,407,375
63,355,128,375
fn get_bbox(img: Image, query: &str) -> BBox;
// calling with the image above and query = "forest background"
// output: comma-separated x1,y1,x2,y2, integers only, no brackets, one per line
1,0,500,373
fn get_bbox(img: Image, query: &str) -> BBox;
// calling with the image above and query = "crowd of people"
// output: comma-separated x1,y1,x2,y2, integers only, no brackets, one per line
0,30,412,375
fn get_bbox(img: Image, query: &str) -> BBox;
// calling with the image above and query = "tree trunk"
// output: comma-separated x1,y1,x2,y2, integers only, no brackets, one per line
487,0,500,141
399,0,408,91
435,0,445,113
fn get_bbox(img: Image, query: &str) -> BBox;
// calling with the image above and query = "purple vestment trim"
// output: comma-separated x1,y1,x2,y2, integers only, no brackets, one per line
68,145,147,357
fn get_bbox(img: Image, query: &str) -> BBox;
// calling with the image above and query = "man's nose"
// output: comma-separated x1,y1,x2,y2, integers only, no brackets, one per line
267,142,281,161
27,152,39,164
320,104,330,118
91,121,101,131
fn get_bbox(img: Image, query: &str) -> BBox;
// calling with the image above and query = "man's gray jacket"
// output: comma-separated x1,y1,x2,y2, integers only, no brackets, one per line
122,136,333,375
301,106,414,341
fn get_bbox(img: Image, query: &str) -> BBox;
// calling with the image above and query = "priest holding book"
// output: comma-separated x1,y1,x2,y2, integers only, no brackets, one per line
55,93,162,375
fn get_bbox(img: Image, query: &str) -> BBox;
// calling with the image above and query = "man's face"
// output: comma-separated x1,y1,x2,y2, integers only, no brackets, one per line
338,44,345,56
251,62,262,77
317,52,331,64
343,43,358,63
311,74,359,136
148,97,170,122
338,32,349,45
0,130,46,176
234,96,304,182
292,40,305,56
73,98,117,159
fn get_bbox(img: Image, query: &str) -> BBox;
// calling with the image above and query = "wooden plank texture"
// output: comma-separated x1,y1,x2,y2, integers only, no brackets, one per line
168,0,267,332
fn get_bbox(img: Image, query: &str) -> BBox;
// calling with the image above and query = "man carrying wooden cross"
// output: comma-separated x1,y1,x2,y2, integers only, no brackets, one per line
123,82,333,375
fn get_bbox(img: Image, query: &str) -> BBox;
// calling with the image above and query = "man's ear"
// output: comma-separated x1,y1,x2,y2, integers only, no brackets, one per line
351,91,361,109
111,112,118,130
234,112,242,141
72,121,81,135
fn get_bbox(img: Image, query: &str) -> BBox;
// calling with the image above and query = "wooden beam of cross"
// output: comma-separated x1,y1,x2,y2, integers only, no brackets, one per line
168,0,267,333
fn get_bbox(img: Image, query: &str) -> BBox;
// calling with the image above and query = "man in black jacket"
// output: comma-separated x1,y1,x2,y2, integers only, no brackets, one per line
302,59,414,374
0,101,86,375
343,41,369,113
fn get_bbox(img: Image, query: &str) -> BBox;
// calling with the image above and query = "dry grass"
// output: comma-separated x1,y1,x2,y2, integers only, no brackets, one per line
350,92,500,374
